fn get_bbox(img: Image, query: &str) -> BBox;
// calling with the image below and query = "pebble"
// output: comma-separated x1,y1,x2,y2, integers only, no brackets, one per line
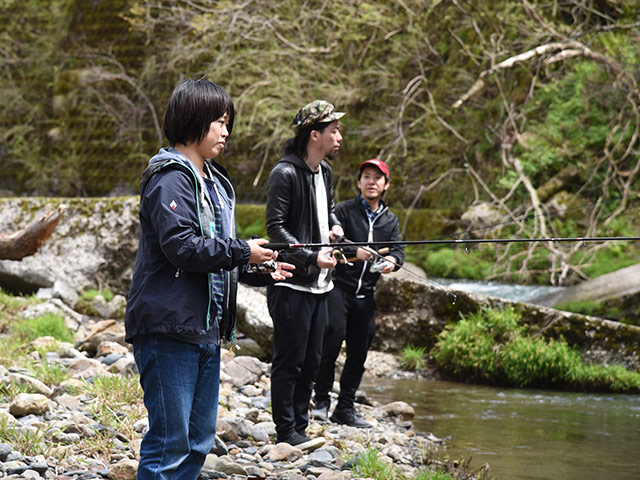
0,311,454,480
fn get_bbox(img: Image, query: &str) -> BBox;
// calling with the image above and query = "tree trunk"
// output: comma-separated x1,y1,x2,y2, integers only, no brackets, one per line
0,205,66,260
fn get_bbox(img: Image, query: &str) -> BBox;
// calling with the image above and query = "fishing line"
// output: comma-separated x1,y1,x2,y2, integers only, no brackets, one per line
263,235,640,251
332,238,458,303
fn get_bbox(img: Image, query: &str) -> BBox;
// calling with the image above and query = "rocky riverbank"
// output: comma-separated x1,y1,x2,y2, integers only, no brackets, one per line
0,294,487,480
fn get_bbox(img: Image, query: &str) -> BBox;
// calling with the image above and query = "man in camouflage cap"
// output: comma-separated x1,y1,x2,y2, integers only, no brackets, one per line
291,100,345,132
265,100,345,446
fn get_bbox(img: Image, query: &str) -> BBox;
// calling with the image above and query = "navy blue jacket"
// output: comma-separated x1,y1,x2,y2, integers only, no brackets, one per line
125,148,270,344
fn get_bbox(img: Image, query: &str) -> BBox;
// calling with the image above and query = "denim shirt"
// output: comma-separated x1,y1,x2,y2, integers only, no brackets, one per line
360,195,384,222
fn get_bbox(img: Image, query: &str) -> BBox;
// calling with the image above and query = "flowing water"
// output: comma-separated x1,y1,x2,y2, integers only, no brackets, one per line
362,280,640,480
362,378,640,480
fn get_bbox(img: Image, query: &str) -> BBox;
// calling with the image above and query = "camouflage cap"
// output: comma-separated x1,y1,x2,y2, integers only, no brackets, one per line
291,100,345,131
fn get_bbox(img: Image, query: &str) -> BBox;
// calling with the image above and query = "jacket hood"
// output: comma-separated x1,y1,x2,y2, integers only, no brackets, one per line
140,148,200,195
277,154,318,173
149,147,194,168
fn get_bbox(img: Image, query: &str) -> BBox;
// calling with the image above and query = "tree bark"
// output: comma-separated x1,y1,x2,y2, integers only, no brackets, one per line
0,205,66,260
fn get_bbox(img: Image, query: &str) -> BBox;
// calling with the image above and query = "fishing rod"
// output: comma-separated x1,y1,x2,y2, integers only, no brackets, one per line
331,241,459,303
263,235,640,251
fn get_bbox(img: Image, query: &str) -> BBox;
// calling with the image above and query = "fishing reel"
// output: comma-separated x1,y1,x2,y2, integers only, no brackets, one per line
246,259,278,274
331,248,353,266
369,257,391,273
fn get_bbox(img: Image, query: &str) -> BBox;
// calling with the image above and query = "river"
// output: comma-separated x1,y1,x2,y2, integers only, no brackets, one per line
362,279,640,480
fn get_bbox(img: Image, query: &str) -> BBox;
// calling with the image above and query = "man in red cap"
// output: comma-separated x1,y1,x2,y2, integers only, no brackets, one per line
311,158,404,427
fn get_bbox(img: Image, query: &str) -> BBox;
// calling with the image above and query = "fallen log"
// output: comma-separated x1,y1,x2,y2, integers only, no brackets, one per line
0,205,66,260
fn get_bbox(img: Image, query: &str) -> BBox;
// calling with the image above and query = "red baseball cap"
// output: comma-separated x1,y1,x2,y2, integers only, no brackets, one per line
358,158,390,179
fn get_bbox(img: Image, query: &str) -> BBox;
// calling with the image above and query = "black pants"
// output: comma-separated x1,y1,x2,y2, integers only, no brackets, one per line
314,286,376,411
267,285,329,439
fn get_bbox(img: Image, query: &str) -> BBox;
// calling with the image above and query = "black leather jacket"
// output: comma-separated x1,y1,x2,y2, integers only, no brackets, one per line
333,196,404,297
266,154,341,286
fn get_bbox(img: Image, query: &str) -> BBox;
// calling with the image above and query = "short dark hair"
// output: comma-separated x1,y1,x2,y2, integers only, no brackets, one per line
282,121,332,159
163,79,235,147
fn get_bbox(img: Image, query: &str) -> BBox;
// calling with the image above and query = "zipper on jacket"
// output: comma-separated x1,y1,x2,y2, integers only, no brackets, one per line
354,205,389,296
209,163,238,343
152,155,213,331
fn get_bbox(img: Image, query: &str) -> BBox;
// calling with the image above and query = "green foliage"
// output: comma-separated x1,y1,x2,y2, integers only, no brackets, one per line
75,288,114,317
236,204,268,239
433,307,640,392
86,375,145,431
80,288,114,303
10,314,74,344
28,360,70,387
433,307,522,382
0,380,38,401
3,1,640,284
0,417,58,457
0,288,40,332
0,337,26,368
412,470,456,480
409,247,494,280
401,345,428,372
557,300,611,317
352,448,395,480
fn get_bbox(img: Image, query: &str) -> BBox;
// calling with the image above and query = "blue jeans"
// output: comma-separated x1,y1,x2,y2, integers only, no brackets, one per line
133,334,221,480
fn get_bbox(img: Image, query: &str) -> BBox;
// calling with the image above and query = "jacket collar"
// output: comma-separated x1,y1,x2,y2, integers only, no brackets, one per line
278,154,327,174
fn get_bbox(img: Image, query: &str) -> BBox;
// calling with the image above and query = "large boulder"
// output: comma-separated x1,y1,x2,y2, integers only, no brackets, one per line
236,284,273,358
0,197,139,295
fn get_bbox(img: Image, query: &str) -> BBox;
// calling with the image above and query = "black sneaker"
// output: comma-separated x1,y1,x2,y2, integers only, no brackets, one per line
276,431,311,446
330,408,372,428
310,400,330,421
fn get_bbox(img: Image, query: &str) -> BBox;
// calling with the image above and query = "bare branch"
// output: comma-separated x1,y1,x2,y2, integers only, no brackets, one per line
0,205,66,260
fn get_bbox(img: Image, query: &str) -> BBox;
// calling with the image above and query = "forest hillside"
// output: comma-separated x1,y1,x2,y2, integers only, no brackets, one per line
1,0,639,286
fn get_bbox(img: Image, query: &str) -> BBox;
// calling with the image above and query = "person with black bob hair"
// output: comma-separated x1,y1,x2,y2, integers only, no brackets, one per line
125,78,294,480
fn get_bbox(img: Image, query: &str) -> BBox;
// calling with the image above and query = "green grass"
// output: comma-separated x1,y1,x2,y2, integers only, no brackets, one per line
401,345,428,371
352,448,395,480
407,246,494,281
28,360,70,386
432,306,640,392
0,380,39,401
85,375,145,434
413,469,456,480
10,313,74,344
75,288,114,316
0,417,59,457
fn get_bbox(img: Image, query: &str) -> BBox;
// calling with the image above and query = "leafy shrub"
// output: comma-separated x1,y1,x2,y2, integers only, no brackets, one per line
433,307,521,382
433,307,640,392
401,345,428,371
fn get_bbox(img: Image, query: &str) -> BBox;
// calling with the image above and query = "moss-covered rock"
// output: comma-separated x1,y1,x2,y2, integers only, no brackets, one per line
373,276,640,372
